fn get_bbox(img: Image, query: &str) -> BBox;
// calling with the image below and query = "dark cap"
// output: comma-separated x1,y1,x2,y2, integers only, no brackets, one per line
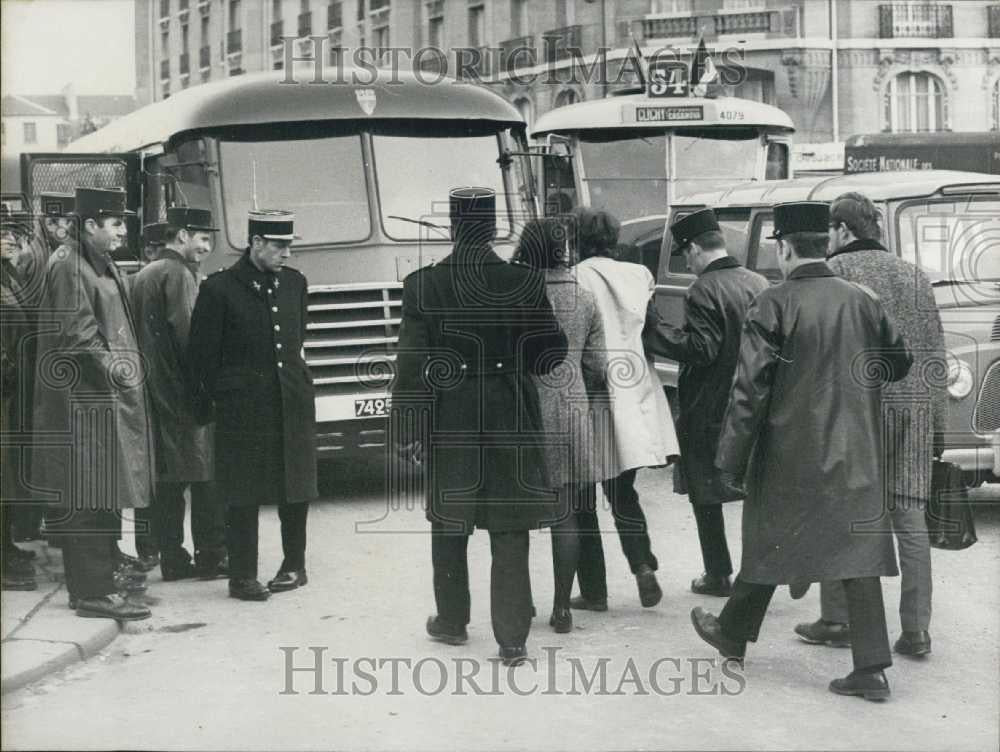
167,206,218,232
143,222,168,247
39,192,75,216
767,201,830,239
248,209,300,241
670,208,721,254
449,187,496,246
73,187,136,220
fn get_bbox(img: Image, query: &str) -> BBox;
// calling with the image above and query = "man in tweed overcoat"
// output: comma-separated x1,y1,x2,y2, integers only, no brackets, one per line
794,192,947,658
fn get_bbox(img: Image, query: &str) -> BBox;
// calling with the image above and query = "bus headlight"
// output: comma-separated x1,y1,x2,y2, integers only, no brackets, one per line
946,352,974,399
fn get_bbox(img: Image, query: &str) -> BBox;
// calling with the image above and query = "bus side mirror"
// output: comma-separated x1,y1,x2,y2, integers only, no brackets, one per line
545,134,573,160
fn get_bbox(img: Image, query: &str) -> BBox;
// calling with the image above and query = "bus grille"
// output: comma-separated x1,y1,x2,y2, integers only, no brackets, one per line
973,361,1000,434
305,283,401,397
991,315,1000,342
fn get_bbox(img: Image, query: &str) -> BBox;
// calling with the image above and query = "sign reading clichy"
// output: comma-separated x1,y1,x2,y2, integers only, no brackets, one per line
634,106,704,123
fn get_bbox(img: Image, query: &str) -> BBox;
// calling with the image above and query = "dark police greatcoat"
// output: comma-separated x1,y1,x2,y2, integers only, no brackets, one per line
188,253,317,507
130,249,213,483
716,262,912,585
392,246,568,533
643,256,769,505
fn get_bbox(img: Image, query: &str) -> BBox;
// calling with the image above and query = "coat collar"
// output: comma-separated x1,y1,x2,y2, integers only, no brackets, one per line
703,255,741,274
233,252,279,297
157,247,200,278
79,239,113,277
827,237,889,260
787,261,836,280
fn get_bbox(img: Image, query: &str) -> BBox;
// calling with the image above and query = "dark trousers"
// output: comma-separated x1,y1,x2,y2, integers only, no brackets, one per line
719,575,892,672
692,503,733,577
134,505,157,559
576,469,658,601
431,522,531,649
155,481,226,565
226,503,308,580
550,484,588,610
58,508,120,600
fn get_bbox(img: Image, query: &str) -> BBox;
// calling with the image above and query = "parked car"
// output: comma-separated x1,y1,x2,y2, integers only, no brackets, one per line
647,170,1000,486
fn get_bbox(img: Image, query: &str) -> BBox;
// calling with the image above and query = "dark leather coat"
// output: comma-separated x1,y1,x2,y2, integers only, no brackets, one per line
643,256,769,505
716,262,912,584
188,254,317,507
391,246,568,533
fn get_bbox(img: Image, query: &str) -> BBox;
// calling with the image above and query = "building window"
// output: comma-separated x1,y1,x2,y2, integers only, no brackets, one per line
511,0,527,36
200,14,209,46
23,122,37,144
228,0,241,31
181,21,189,52
649,0,694,14
722,0,765,9
271,0,281,21
555,0,574,26
427,0,444,47
163,83,171,98
468,4,485,47
273,46,284,69
993,80,1000,131
161,28,169,55
329,30,343,64
885,71,945,132
373,22,390,50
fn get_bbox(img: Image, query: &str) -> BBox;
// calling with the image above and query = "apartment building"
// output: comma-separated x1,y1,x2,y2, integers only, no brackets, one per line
137,0,1000,143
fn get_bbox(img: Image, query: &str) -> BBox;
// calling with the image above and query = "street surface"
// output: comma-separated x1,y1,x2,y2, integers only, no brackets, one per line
2,461,998,751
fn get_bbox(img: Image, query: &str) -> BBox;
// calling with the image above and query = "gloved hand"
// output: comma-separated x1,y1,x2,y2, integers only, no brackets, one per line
714,470,746,502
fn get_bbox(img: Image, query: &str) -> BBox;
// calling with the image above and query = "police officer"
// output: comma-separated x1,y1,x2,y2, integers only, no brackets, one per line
141,221,168,264
188,210,317,601
643,209,769,597
690,202,912,701
132,208,227,582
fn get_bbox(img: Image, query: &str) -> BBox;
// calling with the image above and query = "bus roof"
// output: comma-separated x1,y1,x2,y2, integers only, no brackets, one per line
672,170,1000,208
845,132,1000,148
530,94,794,137
67,66,523,153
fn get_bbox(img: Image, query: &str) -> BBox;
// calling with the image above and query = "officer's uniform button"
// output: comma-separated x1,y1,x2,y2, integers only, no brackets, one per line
460,364,468,370
272,306,278,313
277,361,284,368
274,325,280,332
496,362,503,368
276,343,282,349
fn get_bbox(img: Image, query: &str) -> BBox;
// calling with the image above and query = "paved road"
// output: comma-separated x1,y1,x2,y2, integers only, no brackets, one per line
3,461,998,751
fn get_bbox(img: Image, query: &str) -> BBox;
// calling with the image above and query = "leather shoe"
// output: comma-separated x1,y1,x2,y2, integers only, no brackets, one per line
268,569,308,592
789,581,811,599
115,563,147,583
426,615,468,645
894,630,931,657
829,669,890,701
549,607,572,633
229,578,271,601
499,645,527,667
690,606,745,662
195,554,229,581
794,619,851,648
76,593,151,621
136,553,160,572
161,559,196,582
569,594,608,612
691,573,732,597
636,564,662,607
113,570,148,594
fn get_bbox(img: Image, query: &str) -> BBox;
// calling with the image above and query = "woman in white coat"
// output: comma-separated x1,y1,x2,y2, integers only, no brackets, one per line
570,207,679,611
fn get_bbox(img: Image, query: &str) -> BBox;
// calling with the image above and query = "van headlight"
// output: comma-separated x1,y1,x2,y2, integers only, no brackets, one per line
946,352,974,399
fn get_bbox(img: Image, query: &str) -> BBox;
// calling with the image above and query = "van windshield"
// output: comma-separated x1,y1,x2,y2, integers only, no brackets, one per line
897,200,1000,298
220,134,370,247
372,132,511,240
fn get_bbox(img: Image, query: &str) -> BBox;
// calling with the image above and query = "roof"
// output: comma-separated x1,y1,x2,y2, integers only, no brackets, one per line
672,170,1000,208
67,67,523,153
1,94,136,119
530,95,794,137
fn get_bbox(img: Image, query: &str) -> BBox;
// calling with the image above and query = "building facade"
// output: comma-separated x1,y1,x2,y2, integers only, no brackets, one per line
138,0,1000,143
1,88,136,156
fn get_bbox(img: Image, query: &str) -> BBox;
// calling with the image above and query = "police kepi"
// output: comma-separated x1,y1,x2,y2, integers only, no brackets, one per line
670,208,722,254
449,187,495,248
766,201,831,239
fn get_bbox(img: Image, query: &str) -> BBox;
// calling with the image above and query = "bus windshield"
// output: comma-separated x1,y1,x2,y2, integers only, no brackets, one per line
373,131,512,241
578,129,761,223
220,134,371,247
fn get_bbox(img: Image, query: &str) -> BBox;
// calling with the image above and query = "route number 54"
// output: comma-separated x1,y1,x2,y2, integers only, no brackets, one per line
649,61,689,98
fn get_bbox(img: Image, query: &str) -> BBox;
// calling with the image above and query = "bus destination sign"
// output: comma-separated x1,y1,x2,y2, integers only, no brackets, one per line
633,106,704,123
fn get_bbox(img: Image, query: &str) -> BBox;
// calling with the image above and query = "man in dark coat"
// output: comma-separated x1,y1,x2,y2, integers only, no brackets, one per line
31,188,155,620
188,210,317,601
690,201,912,701
794,192,946,658
132,209,226,581
392,187,567,666
643,209,769,597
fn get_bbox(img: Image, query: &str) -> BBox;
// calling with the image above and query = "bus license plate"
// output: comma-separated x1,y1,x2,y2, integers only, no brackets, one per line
354,397,391,417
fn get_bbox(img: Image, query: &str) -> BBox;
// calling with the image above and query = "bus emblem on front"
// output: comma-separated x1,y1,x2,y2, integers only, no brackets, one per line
356,89,377,116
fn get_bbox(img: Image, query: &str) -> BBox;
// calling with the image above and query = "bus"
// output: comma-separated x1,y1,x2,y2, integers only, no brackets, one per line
844,132,1000,175
530,91,794,275
20,67,538,460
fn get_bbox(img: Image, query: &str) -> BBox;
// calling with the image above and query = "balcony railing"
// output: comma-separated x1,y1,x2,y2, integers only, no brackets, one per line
179,52,190,74
160,59,170,79
498,35,535,72
328,2,342,30
640,16,698,39
298,11,313,37
878,3,953,38
543,25,582,64
271,20,284,46
199,45,211,69
716,10,774,34
227,28,242,54
989,4,1000,37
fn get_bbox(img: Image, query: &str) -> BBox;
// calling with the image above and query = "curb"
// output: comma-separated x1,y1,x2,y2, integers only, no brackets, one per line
1,585,121,695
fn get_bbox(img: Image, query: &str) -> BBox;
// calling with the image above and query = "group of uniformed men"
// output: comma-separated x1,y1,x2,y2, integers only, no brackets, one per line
1,188,316,618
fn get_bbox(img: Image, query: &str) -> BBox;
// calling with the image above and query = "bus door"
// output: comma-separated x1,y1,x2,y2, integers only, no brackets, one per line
20,152,142,267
